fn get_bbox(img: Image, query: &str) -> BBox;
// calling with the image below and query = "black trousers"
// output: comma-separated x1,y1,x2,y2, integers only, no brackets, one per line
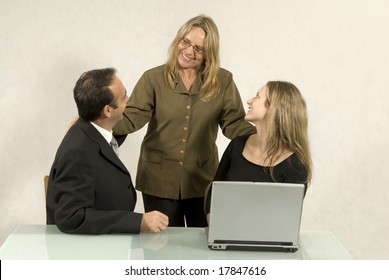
142,193,207,227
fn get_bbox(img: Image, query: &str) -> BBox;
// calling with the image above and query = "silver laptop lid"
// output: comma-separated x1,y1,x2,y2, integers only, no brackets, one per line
208,181,305,247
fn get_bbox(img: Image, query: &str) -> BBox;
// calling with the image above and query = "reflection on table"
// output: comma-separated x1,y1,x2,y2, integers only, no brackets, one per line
0,225,353,260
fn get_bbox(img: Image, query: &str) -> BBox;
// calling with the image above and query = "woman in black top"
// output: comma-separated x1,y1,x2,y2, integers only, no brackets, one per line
205,81,312,220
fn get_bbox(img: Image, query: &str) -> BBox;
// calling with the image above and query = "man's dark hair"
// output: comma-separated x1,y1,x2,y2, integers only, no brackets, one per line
73,68,117,121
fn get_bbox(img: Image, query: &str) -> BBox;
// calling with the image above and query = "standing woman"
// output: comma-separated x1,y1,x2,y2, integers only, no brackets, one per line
113,15,255,227
205,81,312,218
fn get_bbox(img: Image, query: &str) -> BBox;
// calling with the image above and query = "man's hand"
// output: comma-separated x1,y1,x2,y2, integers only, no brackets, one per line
141,211,169,233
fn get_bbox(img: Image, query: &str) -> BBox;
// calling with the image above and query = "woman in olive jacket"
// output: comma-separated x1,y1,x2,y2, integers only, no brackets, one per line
113,15,255,227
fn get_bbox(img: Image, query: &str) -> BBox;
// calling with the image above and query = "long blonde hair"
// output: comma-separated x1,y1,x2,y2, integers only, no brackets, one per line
264,81,312,185
165,15,220,102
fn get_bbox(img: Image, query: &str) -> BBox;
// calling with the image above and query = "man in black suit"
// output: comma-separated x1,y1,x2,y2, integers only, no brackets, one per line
46,68,168,234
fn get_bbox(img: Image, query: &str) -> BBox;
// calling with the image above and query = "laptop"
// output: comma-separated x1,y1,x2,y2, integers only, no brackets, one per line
207,181,305,252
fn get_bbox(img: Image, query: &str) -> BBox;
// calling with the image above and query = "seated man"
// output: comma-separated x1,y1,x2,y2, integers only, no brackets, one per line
46,68,168,234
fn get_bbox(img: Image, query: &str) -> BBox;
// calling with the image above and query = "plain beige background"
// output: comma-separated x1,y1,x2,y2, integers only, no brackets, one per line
1,0,388,259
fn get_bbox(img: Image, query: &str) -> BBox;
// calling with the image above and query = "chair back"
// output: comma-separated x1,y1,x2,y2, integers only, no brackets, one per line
44,175,49,197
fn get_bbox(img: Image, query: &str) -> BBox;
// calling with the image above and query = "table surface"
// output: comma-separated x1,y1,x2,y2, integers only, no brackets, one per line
0,225,353,260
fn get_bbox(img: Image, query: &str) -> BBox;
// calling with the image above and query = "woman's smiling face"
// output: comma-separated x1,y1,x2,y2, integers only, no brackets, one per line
177,27,205,71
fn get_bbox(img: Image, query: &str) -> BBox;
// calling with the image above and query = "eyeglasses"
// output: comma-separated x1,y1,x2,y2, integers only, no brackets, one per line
180,38,204,55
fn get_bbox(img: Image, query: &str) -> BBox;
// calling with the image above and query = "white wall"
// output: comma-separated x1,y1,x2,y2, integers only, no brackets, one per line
1,0,388,259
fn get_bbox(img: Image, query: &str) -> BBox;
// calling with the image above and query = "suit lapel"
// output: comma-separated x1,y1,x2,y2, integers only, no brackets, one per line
77,119,130,175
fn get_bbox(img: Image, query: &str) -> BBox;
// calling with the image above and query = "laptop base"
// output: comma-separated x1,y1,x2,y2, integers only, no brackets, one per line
208,243,299,253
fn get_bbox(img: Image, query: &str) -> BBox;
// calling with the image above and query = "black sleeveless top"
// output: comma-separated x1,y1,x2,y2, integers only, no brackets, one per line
205,135,308,214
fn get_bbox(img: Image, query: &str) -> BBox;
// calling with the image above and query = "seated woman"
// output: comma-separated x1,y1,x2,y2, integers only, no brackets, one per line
205,81,312,223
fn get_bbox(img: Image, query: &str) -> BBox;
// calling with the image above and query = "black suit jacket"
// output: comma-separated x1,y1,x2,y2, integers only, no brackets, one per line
46,119,142,234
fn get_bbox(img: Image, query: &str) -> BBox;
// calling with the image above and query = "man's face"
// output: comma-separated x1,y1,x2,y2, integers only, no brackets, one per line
109,75,128,122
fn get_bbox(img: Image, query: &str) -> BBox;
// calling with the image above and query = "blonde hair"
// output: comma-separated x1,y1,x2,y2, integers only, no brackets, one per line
264,81,312,185
165,15,220,102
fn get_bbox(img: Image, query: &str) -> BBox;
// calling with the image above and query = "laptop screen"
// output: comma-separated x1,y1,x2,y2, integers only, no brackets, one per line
208,181,305,250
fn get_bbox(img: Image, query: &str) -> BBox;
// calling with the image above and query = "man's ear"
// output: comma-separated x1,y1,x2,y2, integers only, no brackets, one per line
102,104,111,118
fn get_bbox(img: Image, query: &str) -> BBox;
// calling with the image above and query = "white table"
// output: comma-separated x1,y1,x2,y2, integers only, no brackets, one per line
0,225,353,260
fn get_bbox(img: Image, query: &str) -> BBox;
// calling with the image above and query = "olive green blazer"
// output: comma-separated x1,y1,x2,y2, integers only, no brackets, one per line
114,65,255,199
